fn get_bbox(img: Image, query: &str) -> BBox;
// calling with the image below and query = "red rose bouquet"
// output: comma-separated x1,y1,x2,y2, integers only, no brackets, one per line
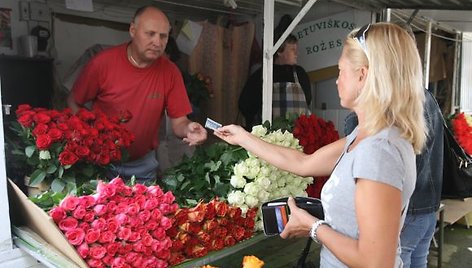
451,112,472,155
166,199,258,265
10,104,135,195
292,114,340,198
49,178,178,268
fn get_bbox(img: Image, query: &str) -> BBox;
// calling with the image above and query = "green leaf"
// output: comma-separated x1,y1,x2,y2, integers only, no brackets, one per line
28,170,47,186
81,165,94,177
25,145,36,158
51,178,65,192
58,166,64,178
46,165,58,174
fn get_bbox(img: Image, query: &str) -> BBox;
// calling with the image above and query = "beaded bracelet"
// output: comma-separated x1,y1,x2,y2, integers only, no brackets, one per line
309,220,330,244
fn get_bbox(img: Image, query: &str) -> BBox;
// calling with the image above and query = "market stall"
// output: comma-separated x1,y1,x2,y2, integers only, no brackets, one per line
2,0,472,267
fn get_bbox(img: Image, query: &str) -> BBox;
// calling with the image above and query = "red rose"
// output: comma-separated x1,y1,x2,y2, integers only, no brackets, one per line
74,145,90,158
85,229,100,244
47,128,63,142
58,217,78,231
89,245,106,259
65,228,85,245
32,124,48,137
33,112,51,124
49,206,66,223
17,113,33,127
35,134,52,150
58,150,79,166
16,104,32,115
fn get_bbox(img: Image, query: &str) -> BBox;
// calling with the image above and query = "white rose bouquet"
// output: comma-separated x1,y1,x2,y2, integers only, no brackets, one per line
227,125,313,230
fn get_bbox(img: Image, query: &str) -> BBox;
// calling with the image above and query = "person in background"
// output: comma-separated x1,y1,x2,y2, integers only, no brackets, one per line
344,22,444,268
238,15,312,130
67,5,207,181
215,23,426,267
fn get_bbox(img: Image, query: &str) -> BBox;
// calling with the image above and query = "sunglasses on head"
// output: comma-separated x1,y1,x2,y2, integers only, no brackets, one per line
353,24,371,54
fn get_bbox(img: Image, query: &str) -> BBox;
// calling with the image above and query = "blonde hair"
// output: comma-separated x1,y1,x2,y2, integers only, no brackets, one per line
346,22,426,153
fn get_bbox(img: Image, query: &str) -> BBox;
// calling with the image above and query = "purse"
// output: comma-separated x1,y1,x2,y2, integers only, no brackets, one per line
441,122,472,199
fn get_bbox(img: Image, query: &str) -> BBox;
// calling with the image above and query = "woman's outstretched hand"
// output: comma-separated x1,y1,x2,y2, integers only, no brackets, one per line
214,124,248,146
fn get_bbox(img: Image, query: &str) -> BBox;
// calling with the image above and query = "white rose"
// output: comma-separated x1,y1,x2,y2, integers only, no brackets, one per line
233,162,249,178
230,175,247,188
240,204,249,215
243,182,260,196
245,194,259,208
39,150,51,160
257,190,270,202
251,125,267,137
256,177,271,190
227,190,246,206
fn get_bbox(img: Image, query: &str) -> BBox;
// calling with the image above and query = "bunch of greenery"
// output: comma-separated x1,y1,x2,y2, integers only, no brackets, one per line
159,142,248,207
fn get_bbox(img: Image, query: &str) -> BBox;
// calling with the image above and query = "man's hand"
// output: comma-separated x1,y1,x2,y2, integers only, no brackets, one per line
183,122,207,146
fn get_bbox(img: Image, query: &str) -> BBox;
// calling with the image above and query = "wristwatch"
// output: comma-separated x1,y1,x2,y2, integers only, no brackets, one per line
310,220,330,244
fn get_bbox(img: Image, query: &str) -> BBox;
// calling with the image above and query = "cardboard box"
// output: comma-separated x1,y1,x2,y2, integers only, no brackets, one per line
7,179,87,267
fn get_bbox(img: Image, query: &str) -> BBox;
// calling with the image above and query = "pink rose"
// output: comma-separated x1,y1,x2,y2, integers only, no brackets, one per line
160,191,175,204
102,255,113,266
83,211,95,222
96,181,116,199
112,257,126,267
151,227,166,241
126,203,140,215
141,234,153,247
93,204,107,216
77,242,89,258
160,216,172,230
143,199,158,210
138,210,151,222
128,217,142,228
151,209,162,221
132,241,145,253
78,222,91,232
128,231,141,243
115,213,128,225
145,220,158,231
78,195,96,208
98,230,115,244
117,227,131,241
86,259,104,268
106,201,117,213
58,217,78,231
49,206,66,223
118,243,133,255
155,249,170,261
147,185,163,197
121,186,133,197
72,205,86,220
134,195,146,208
133,184,147,195
105,242,120,256
106,218,119,233
60,196,80,211
89,245,107,259
125,252,139,264
158,203,171,214
85,229,100,244
91,218,106,230
65,228,85,245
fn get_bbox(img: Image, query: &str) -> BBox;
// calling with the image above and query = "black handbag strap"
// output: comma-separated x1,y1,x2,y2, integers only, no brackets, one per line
295,237,313,268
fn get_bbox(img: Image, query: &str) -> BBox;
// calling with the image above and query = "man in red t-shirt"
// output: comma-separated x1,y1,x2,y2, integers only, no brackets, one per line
67,5,207,180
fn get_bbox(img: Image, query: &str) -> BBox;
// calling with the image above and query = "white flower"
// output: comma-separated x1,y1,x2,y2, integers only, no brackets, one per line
256,176,271,190
251,125,267,137
257,190,270,202
39,150,51,160
230,175,247,188
227,190,246,206
245,194,259,207
233,162,249,178
243,182,260,196
239,204,249,215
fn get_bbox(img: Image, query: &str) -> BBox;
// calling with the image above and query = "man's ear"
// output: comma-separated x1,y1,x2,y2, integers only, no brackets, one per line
129,23,136,38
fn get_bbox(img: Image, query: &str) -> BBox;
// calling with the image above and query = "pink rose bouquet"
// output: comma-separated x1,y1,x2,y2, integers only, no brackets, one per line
49,178,178,268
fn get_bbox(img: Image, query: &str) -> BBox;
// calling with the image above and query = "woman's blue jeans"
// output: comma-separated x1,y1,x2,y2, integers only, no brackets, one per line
400,212,437,268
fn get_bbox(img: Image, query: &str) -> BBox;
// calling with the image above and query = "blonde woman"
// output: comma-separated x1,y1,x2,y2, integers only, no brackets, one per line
215,22,426,267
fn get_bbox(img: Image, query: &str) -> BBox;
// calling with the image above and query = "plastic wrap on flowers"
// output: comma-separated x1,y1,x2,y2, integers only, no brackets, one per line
49,178,178,268
167,199,258,266
227,125,313,230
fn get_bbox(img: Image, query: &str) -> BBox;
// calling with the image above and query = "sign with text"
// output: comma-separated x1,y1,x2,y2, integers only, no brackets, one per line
293,10,371,72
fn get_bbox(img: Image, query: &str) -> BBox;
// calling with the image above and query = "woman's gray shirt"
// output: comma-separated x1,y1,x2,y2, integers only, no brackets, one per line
320,126,416,267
